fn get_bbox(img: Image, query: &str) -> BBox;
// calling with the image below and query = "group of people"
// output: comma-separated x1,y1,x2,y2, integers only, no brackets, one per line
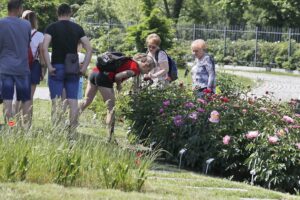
0,0,216,142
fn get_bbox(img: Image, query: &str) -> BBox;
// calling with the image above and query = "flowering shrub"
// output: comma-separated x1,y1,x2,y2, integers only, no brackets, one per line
122,74,300,193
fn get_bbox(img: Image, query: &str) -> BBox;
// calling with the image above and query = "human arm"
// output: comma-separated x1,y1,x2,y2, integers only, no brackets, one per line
42,34,55,75
204,57,215,90
115,70,135,92
79,36,93,76
149,51,169,79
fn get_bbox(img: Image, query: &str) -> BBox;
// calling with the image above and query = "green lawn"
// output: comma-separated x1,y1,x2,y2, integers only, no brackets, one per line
0,164,299,200
0,100,299,199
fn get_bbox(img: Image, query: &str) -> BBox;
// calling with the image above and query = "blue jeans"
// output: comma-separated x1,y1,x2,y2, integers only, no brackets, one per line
48,64,79,99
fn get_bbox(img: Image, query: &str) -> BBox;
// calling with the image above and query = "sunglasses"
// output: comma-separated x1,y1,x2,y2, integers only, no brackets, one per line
147,45,158,50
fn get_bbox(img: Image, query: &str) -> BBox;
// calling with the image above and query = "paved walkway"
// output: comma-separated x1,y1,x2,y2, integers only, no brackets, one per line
33,87,50,100
33,71,300,102
228,71,300,101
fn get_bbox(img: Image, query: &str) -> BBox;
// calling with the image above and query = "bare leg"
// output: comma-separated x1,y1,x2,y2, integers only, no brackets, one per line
22,100,32,128
79,81,97,113
68,99,79,129
3,100,13,123
98,86,115,142
27,84,37,127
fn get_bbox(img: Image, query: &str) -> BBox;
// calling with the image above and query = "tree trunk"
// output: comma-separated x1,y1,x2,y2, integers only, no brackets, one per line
172,0,184,24
163,0,171,18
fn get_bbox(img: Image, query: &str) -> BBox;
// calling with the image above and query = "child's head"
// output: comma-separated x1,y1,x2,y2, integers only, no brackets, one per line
146,33,161,54
133,53,156,74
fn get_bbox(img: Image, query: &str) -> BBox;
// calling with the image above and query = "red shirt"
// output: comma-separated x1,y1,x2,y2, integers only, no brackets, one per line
92,60,140,82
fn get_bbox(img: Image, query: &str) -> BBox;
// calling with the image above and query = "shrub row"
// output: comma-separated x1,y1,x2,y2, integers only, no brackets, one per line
122,73,300,193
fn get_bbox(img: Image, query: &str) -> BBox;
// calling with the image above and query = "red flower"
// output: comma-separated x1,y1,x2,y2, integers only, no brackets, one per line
136,152,143,158
220,96,230,103
8,120,15,127
203,88,212,94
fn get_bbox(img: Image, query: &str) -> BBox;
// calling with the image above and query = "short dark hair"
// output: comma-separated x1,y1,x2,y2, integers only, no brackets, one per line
57,3,72,17
7,0,23,12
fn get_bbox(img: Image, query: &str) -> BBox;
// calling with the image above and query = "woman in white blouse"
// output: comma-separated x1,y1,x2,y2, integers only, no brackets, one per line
144,33,169,87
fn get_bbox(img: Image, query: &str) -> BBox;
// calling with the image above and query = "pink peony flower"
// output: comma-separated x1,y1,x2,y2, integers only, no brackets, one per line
296,143,300,150
173,115,184,127
290,125,300,129
163,100,170,107
268,136,279,144
246,131,259,139
197,108,205,113
242,109,247,114
282,116,294,124
185,102,195,108
223,135,231,145
188,112,198,121
197,98,207,105
209,110,220,123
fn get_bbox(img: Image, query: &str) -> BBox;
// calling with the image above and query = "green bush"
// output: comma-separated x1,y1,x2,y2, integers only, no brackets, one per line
126,8,175,52
122,73,300,193
193,39,300,69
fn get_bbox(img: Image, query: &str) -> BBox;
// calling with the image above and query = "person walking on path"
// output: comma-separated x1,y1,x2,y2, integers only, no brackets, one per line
19,10,46,125
43,3,92,130
191,39,216,98
0,0,32,126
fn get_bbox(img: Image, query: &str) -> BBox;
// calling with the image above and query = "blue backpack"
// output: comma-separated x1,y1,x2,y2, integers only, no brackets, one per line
154,50,178,82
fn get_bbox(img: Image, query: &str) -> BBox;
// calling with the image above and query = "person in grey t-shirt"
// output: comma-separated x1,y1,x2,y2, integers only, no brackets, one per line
0,0,32,125
191,39,216,98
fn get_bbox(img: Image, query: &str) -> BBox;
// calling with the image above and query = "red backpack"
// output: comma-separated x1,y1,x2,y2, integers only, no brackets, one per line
28,31,37,68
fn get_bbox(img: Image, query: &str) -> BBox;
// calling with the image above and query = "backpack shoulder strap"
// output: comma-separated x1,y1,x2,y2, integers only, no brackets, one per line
31,30,38,38
155,49,161,62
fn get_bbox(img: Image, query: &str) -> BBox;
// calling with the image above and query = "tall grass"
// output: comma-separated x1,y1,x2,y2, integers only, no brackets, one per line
0,120,156,191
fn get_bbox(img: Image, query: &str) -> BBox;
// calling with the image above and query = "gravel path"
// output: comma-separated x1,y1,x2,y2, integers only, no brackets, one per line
228,71,300,101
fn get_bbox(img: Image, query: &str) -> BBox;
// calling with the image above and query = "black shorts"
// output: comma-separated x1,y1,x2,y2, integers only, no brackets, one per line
89,71,113,88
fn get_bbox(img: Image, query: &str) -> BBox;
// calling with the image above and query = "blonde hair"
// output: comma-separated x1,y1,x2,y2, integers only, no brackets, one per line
133,53,156,70
191,39,207,50
146,33,161,46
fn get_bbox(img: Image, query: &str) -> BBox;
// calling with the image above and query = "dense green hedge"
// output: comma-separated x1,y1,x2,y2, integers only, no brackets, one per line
166,39,300,70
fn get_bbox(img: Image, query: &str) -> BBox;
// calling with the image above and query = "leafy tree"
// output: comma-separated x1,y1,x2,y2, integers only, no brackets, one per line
23,0,59,31
126,8,175,52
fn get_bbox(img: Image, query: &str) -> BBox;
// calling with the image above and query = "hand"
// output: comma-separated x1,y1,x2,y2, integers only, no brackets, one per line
40,67,46,81
48,65,56,76
149,73,157,79
80,67,87,77
116,83,122,92
143,75,152,81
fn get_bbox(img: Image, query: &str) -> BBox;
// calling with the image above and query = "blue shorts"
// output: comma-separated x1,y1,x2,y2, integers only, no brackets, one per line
0,74,31,102
48,64,79,99
31,60,42,85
